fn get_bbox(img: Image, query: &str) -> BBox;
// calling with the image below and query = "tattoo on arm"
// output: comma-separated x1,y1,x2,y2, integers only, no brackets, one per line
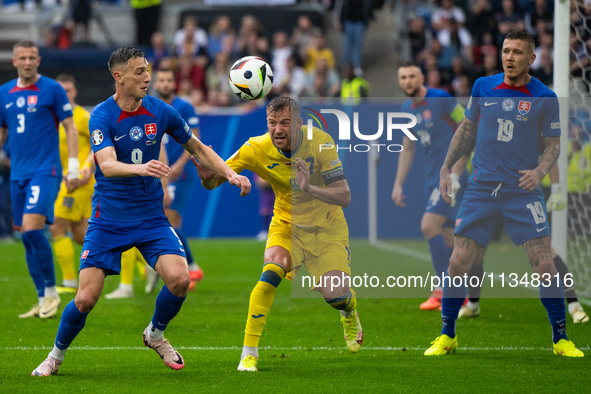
442,119,477,171
537,136,560,178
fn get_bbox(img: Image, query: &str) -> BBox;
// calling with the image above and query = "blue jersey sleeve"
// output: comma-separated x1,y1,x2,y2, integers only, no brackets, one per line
541,95,561,138
165,105,192,145
89,105,114,153
465,79,481,122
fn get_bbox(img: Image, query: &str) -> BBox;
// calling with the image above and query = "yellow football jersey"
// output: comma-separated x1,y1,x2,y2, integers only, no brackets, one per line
59,105,92,177
227,125,346,227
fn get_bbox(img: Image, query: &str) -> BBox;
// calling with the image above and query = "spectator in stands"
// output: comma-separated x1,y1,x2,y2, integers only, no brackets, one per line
477,52,502,79
467,0,497,46
532,48,554,87
274,54,308,98
175,53,207,98
206,51,233,98
494,0,525,46
531,31,553,71
407,14,432,61
525,0,554,37
270,31,292,89
340,64,369,103
237,14,265,54
436,17,473,68
290,15,317,64
304,31,335,73
208,15,235,60
473,32,498,68
146,31,170,71
308,57,340,98
431,0,466,34
130,0,161,48
70,0,92,42
426,68,446,91
336,0,373,76
173,16,208,57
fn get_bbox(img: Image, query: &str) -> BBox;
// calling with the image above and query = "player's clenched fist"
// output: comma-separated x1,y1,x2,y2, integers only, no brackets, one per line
143,159,170,179
228,174,251,197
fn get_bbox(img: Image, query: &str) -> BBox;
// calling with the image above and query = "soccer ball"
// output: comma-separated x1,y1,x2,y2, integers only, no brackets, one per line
228,56,274,101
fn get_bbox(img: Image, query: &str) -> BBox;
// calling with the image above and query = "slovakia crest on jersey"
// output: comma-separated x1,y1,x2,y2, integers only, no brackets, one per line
502,99,515,112
130,126,143,141
518,101,531,115
423,109,432,122
27,95,37,106
145,123,157,140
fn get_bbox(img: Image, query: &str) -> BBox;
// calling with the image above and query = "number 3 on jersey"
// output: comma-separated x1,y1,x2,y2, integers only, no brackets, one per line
496,118,514,142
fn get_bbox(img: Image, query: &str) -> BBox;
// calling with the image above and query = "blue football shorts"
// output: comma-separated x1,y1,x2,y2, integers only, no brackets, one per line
425,172,468,226
454,180,551,248
79,216,187,275
11,175,61,226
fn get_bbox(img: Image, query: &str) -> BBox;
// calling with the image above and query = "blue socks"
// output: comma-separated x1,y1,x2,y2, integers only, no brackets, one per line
441,273,466,338
55,301,89,350
22,230,56,294
428,235,450,280
174,228,194,264
540,279,567,344
151,285,186,331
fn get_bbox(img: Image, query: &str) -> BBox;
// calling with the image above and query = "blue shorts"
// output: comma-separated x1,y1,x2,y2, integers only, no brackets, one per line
79,217,187,275
167,179,195,214
455,181,551,248
425,172,468,224
11,175,61,226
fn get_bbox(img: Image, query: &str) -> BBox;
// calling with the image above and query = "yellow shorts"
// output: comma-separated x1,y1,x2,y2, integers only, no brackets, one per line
266,216,351,279
54,180,94,222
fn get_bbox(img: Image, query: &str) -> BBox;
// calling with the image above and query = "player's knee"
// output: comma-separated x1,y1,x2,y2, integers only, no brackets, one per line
167,272,191,296
75,293,98,313
448,253,470,277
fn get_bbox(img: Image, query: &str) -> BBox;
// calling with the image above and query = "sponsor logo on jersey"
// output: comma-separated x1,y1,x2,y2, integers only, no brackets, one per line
92,129,103,145
130,126,143,141
502,99,515,112
267,163,279,169
145,123,157,140
518,100,531,115
16,96,25,108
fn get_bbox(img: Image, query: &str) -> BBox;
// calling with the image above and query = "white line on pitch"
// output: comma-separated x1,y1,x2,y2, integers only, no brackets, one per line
3,346,589,351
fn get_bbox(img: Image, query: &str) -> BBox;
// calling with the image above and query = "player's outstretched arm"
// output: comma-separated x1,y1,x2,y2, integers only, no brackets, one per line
62,117,81,193
294,158,351,207
440,117,477,204
184,135,251,197
95,146,170,179
391,136,416,207
519,135,560,192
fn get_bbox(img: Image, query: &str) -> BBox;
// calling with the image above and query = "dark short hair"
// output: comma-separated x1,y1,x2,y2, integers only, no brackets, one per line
155,68,174,76
108,47,146,73
55,74,76,85
267,96,300,115
505,31,535,54
13,40,37,53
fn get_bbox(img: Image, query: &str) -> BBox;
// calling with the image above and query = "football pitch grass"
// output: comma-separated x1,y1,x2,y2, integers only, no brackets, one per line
1,238,589,392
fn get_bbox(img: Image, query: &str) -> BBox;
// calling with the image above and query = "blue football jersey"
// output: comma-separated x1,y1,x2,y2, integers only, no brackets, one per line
89,95,192,221
401,88,464,187
465,73,561,187
0,76,73,180
162,96,199,182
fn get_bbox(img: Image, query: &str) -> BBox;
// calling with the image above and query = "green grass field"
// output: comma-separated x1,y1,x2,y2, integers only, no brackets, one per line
1,238,589,392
